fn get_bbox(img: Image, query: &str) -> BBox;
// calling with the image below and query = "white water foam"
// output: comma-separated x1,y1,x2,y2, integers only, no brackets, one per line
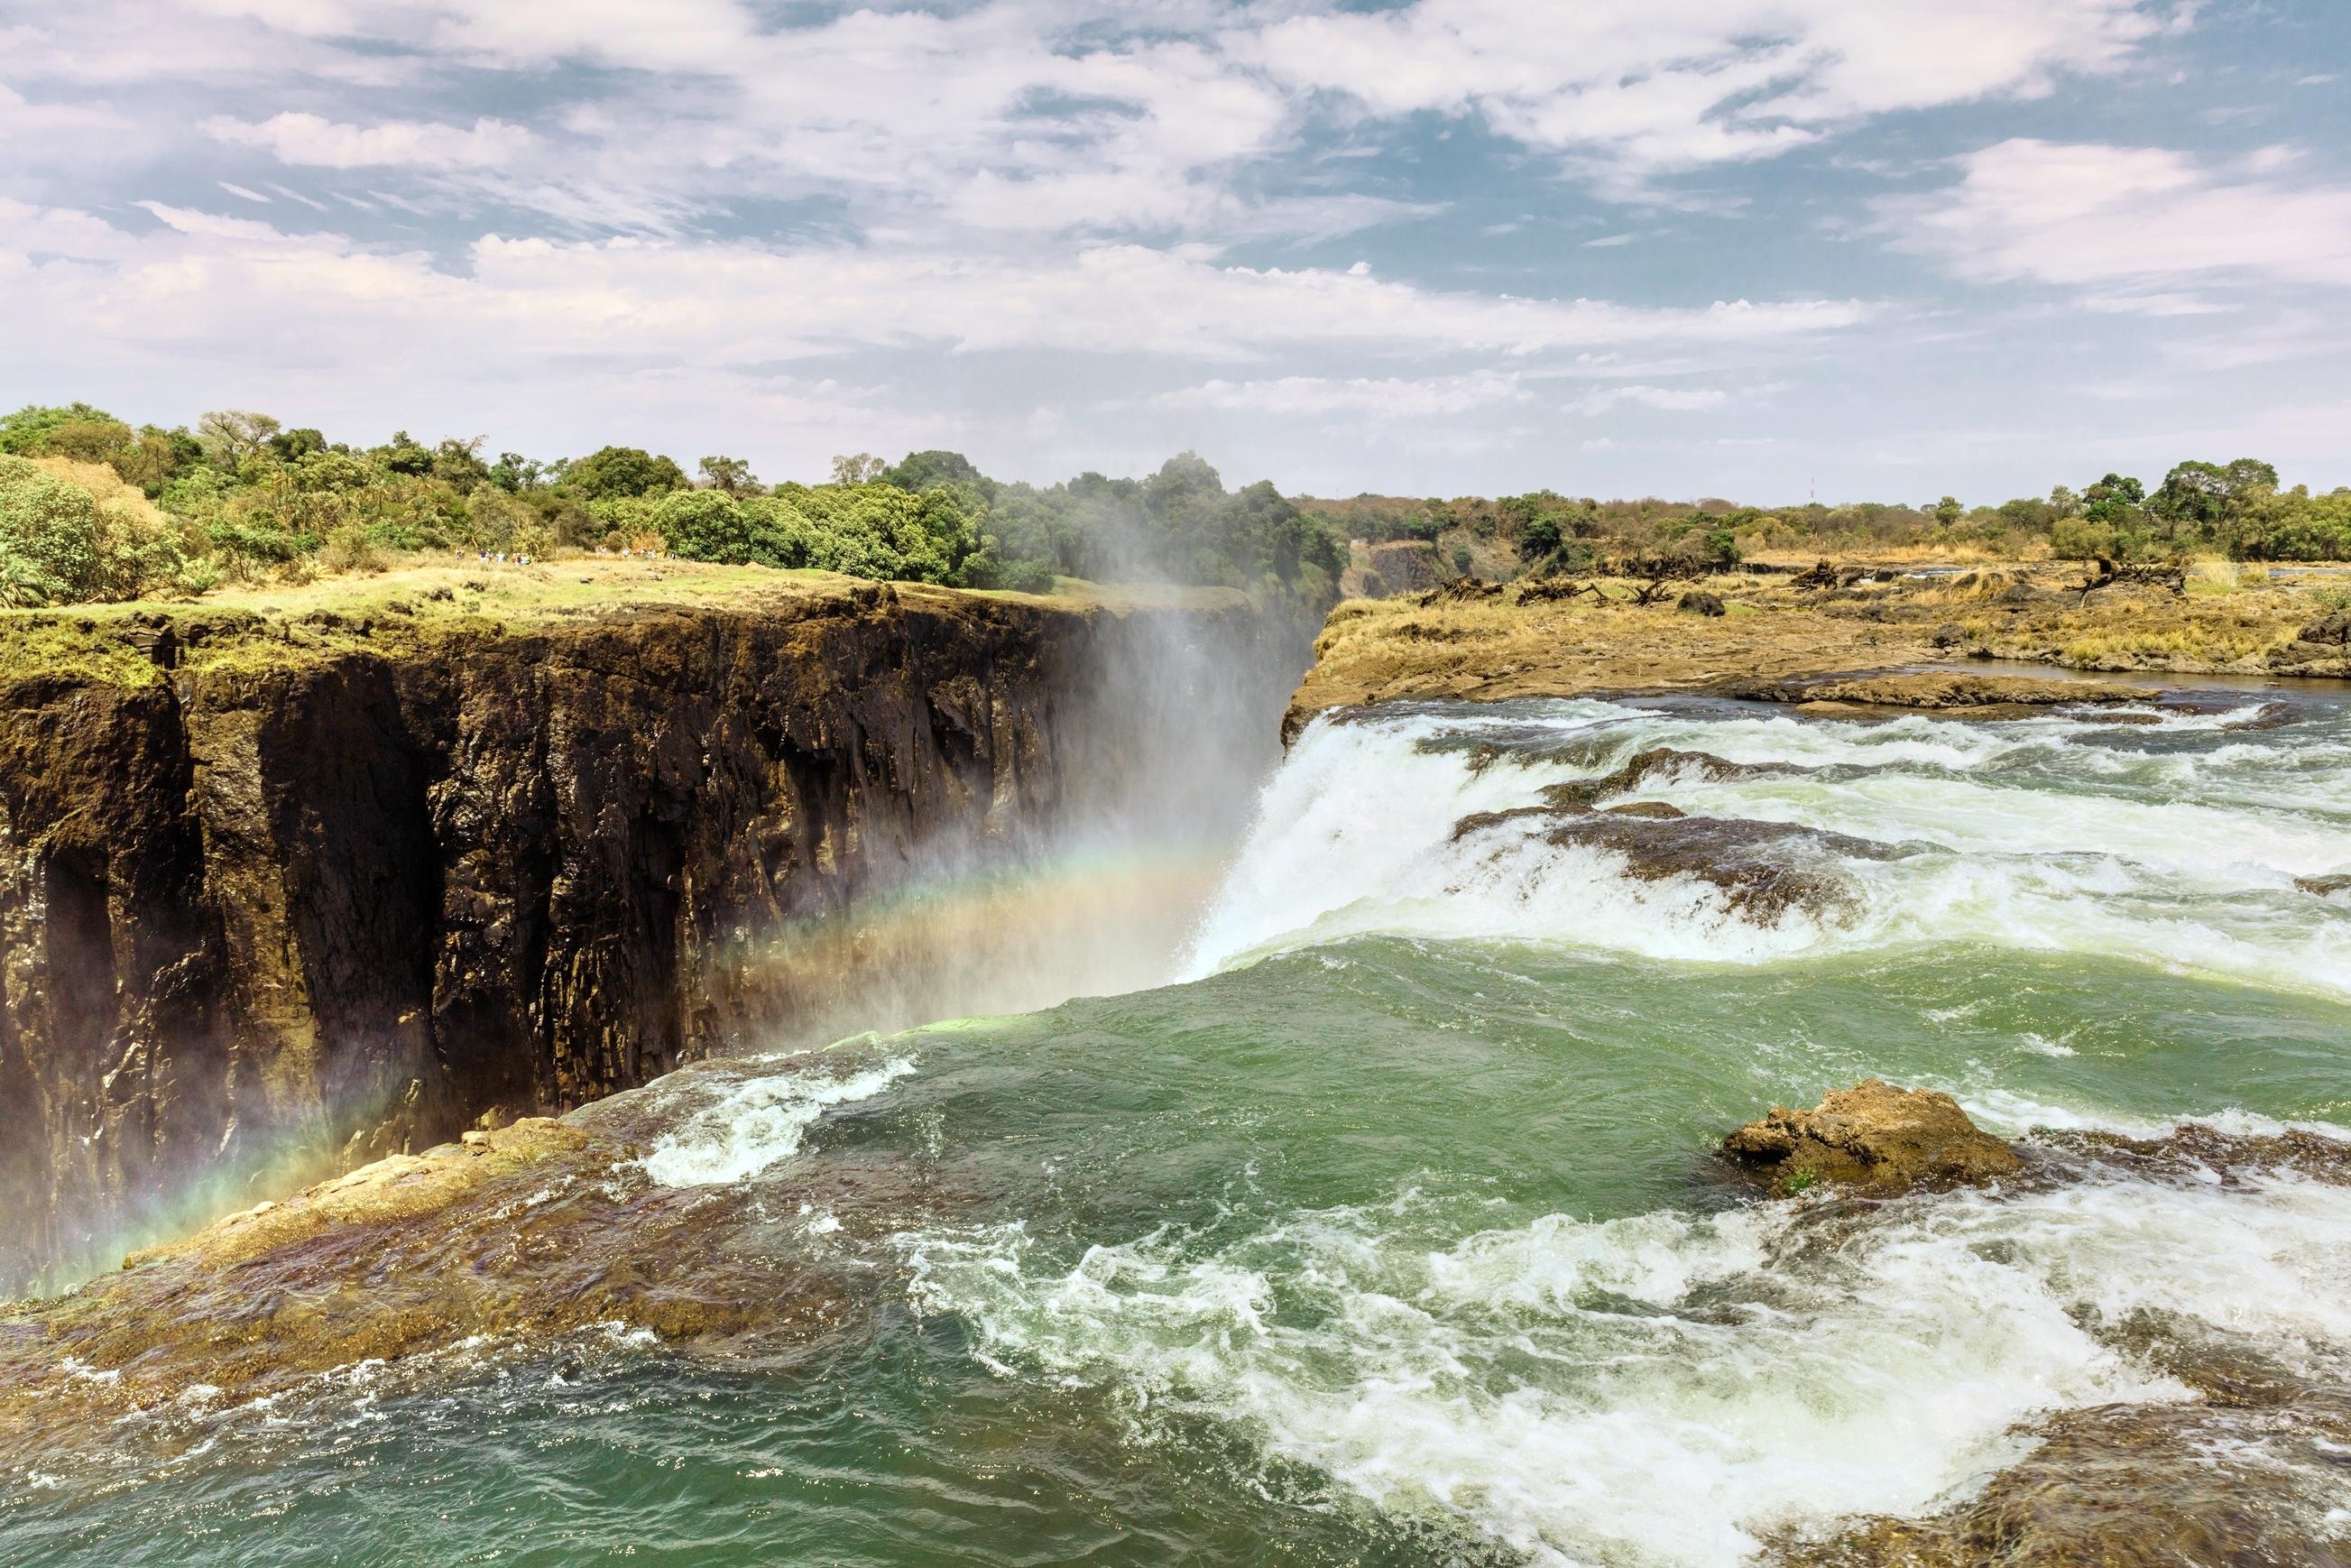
903,1171,2351,1568
638,1056,915,1186
1185,703,2351,997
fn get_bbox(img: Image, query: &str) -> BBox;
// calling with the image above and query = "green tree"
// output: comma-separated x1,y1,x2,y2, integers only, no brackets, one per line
489,452,548,493
266,427,327,462
830,453,887,485
197,410,283,466
378,430,435,476
1932,494,1963,528
430,437,493,493
2150,457,2278,544
697,455,763,497
884,449,987,494
565,445,689,501
0,457,100,604
652,489,760,561
113,426,204,496
0,402,124,457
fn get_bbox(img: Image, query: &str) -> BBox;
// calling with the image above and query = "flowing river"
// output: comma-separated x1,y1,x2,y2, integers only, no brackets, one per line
8,684,2351,1565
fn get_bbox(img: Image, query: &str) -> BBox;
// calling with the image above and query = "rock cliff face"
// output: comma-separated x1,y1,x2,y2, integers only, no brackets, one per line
0,582,1296,1294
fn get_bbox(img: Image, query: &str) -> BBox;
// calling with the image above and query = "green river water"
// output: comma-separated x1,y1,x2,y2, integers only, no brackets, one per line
7,687,2349,1565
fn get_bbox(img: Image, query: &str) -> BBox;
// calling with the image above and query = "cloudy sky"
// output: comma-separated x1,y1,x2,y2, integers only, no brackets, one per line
3,0,2346,503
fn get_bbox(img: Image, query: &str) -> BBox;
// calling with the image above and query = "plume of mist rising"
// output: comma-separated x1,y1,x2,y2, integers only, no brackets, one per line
742,586,1319,1049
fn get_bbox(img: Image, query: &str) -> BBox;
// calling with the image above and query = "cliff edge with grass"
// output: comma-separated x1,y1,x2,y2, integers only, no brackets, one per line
0,559,1303,1295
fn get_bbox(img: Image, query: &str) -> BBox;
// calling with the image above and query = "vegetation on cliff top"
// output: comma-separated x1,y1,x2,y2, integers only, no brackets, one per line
5,398,2338,623
0,402,1343,612
1304,457,2351,583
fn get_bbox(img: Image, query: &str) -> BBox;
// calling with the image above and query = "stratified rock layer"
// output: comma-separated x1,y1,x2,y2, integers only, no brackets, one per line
0,583,1296,1293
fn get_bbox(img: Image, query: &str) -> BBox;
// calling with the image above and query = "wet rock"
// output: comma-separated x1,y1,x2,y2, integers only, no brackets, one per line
1789,1395,2351,1568
0,1081,969,1471
2042,1121,2351,1188
2296,872,2351,899
1721,671,2146,709
1453,805,1904,923
1539,746,1807,808
1722,1079,2022,1195
1677,590,1727,617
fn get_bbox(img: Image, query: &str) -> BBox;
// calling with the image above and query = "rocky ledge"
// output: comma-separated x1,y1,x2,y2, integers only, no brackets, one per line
1721,1078,2024,1194
0,571,1303,1295
1285,558,2335,740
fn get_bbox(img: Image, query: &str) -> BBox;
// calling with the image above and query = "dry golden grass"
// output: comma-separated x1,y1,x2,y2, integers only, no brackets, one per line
0,555,1236,687
1289,564,2332,734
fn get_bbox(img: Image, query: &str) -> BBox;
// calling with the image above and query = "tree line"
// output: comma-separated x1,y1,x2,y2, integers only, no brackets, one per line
1304,457,2351,577
0,403,1342,609
1,398,2341,612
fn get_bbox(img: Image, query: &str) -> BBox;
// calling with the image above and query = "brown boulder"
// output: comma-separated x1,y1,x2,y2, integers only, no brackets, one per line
1722,1078,2021,1195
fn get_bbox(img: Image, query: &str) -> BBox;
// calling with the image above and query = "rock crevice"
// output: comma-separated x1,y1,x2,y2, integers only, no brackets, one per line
0,587,1294,1293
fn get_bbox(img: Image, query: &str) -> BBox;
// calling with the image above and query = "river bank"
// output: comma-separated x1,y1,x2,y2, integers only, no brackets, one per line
1286,560,2348,739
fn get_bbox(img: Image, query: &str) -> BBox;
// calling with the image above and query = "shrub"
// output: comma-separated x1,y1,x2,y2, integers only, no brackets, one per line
0,457,98,605
0,456,193,604
319,525,384,575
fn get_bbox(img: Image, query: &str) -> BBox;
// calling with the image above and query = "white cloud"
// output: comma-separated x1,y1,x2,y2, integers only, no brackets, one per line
1240,0,2161,180
1154,371,1535,418
1884,138,2351,293
9,0,2179,241
201,112,538,170
2,203,1876,372
1564,384,1731,415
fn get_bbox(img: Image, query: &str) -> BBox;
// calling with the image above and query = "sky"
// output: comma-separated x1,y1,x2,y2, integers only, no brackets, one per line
2,0,2346,504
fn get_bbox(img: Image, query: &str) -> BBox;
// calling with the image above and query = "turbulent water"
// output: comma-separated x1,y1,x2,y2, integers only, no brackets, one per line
10,681,2351,1565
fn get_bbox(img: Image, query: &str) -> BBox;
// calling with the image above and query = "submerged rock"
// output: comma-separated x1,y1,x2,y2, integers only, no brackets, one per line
0,1050,960,1472
1452,803,1903,924
1721,1079,2023,1195
1720,670,2147,709
1537,745,1808,807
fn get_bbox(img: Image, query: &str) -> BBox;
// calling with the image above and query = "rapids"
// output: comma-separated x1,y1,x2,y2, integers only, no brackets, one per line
6,683,2350,1566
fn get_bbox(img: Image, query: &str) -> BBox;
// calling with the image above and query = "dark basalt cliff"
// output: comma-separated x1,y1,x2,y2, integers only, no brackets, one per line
0,582,1294,1294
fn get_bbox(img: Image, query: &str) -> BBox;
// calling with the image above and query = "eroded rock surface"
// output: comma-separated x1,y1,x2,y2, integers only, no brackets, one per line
1722,1078,2023,1194
1721,671,2147,710
0,586,1302,1294
0,1052,954,1471
1538,746,1807,807
1452,798,1903,924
